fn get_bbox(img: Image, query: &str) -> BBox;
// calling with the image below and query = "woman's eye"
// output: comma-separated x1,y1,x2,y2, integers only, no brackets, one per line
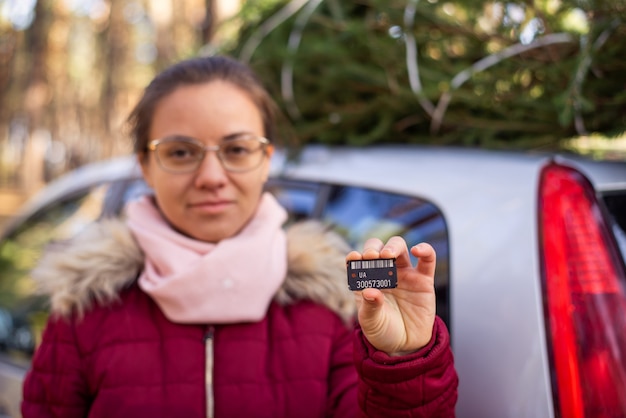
223,143,252,156
165,144,199,159
171,148,191,157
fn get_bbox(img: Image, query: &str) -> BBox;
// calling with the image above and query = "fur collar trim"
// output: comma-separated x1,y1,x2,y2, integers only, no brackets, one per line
32,219,356,323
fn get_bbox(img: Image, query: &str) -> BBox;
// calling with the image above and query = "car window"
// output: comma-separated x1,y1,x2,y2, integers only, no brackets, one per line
603,192,626,262
321,186,451,327
265,179,323,223
0,185,111,364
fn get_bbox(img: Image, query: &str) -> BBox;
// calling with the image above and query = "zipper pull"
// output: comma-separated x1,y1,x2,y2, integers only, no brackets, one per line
204,326,215,418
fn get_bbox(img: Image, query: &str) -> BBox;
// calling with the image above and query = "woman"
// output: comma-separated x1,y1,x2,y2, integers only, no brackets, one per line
21,55,458,417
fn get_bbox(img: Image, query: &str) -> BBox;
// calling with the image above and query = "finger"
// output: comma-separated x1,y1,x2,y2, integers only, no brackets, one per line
358,288,384,321
411,242,437,277
379,236,411,267
345,250,363,262
362,238,384,259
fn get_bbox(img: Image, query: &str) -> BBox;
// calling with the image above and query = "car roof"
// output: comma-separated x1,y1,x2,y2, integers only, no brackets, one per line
556,154,626,192
277,145,626,198
282,144,626,179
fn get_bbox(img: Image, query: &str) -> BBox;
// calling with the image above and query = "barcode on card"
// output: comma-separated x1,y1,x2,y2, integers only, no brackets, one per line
349,259,395,269
346,258,397,290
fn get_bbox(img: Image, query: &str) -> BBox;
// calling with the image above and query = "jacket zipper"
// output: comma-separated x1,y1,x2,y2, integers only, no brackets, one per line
205,326,215,418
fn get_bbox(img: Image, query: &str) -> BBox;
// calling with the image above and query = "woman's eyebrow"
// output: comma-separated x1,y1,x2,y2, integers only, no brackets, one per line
222,132,254,141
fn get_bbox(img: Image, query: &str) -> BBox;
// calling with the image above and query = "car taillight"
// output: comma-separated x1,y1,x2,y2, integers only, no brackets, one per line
539,162,626,418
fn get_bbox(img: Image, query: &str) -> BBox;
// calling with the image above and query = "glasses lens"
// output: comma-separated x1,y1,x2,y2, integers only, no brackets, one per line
155,139,204,172
219,137,266,171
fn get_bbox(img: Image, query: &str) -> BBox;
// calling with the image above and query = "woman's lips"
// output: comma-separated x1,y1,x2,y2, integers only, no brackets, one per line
188,200,234,214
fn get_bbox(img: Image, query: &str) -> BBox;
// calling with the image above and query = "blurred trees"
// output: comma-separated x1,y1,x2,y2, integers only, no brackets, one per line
0,0,216,188
0,0,625,190
225,1,626,149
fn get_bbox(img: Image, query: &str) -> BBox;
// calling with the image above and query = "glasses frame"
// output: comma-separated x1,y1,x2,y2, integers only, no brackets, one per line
147,135,271,173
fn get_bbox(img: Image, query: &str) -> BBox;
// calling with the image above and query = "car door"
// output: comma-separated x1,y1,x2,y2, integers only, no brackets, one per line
1,175,452,418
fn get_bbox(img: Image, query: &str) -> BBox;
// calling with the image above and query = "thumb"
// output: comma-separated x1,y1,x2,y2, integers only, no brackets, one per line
358,288,384,324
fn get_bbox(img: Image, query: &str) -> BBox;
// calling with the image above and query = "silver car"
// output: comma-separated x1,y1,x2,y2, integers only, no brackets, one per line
1,146,625,418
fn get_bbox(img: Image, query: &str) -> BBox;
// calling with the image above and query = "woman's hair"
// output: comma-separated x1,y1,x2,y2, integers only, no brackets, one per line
127,55,278,155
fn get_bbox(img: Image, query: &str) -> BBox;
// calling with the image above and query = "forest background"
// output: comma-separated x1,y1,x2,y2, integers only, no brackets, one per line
0,0,625,196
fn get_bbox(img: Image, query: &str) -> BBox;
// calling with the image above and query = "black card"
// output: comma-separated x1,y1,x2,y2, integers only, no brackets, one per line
347,258,397,291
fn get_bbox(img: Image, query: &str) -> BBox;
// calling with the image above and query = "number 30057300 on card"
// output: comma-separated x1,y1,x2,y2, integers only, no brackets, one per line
346,258,397,291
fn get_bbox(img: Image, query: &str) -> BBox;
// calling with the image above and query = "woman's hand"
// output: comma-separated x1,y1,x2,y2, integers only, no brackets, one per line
346,236,437,355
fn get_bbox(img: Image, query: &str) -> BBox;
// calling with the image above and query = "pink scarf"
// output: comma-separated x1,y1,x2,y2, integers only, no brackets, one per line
125,193,287,324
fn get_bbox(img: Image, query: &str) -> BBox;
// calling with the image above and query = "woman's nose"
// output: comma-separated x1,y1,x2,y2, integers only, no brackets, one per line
193,150,228,188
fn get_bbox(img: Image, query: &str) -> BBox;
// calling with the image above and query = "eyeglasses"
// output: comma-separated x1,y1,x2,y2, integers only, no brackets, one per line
147,134,271,173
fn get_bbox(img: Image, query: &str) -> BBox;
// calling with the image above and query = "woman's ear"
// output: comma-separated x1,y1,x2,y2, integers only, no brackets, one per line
136,152,153,188
261,145,275,183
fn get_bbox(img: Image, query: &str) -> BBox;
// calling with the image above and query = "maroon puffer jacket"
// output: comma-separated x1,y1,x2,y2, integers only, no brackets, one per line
21,220,458,417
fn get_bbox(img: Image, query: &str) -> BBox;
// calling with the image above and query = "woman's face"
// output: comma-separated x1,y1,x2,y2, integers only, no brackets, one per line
139,80,273,242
